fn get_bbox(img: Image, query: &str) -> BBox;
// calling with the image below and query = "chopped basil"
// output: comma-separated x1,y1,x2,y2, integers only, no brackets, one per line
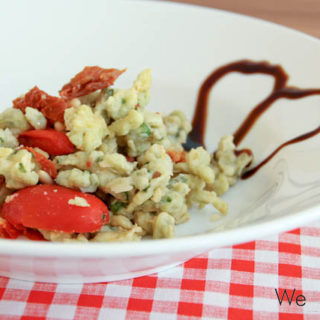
121,98,127,104
179,175,188,183
18,163,26,173
104,88,114,96
165,196,172,203
110,201,125,213
140,123,151,137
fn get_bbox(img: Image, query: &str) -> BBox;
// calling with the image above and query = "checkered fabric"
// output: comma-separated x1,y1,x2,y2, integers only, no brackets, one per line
0,223,319,320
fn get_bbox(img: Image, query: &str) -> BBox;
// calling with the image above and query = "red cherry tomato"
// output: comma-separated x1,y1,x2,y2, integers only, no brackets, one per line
1,185,109,233
18,130,74,156
59,66,126,100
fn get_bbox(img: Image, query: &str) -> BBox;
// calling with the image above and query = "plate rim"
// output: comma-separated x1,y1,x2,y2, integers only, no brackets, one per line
1,0,320,257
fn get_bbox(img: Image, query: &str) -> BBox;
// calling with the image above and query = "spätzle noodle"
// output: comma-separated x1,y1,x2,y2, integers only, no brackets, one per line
0,68,253,242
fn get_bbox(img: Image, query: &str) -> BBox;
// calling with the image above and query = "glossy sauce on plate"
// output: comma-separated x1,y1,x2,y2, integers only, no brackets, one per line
185,60,320,178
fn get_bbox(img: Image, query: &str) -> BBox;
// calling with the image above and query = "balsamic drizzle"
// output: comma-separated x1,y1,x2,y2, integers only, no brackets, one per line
186,60,320,179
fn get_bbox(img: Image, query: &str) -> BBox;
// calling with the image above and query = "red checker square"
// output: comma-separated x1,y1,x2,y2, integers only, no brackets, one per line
277,288,303,299
294,289,303,297
77,294,104,308
279,264,302,278
233,241,255,250
177,302,203,317
184,258,208,269
228,307,253,320
229,283,254,297
181,279,206,291
127,298,153,312
132,276,157,288
279,313,303,320
21,317,46,320
0,287,6,300
279,242,301,254
231,259,254,273
287,228,300,235
27,290,55,304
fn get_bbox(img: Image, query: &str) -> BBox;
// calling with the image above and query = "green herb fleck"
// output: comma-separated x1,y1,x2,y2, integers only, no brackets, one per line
143,186,149,192
104,88,114,96
179,175,188,183
18,163,26,173
124,191,129,202
12,149,19,155
110,201,125,213
95,156,103,162
140,123,151,137
0,137,4,144
165,196,172,203
121,98,127,105
147,169,152,173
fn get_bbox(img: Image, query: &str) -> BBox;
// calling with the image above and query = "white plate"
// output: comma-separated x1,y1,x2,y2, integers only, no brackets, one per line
0,0,319,283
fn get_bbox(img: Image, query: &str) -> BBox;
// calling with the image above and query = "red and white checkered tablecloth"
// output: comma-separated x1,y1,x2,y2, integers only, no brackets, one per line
0,222,319,320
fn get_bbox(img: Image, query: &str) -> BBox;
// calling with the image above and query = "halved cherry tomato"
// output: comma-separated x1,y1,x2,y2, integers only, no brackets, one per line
0,219,20,239
13,86,69,123
59,66,126,100
23,147,57,178
18,130,74,156
1,185,109,234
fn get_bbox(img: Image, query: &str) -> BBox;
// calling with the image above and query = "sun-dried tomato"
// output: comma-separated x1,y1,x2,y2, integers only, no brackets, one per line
22,147,57,178
13,86,47,112
59,66,125,100
166,150,186,163
13,86,69,123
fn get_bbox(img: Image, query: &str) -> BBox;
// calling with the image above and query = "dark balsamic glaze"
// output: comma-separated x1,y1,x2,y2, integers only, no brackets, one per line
185,60,320,179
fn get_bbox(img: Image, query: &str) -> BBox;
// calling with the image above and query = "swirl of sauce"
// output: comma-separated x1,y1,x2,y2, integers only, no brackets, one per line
185,60,320,179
